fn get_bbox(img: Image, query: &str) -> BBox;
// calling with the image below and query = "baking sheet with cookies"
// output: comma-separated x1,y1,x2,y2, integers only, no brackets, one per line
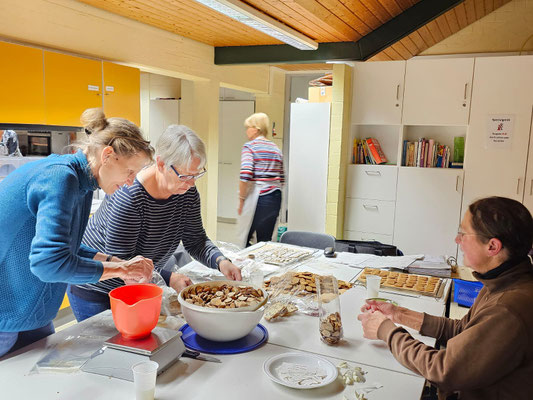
242,242,317,267
357,268,443,297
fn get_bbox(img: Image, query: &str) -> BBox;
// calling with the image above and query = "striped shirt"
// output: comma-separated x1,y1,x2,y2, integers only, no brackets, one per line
73,179,222,296
240,137,284,195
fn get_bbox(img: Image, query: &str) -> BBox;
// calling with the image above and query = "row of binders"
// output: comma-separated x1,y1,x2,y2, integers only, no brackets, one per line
353,138,388,165
402,138,451,168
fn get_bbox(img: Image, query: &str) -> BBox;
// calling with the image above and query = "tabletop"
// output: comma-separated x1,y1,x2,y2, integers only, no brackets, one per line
0,242,452,399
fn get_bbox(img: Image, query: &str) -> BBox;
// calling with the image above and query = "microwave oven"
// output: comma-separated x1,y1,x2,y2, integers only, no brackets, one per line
17,131,72,156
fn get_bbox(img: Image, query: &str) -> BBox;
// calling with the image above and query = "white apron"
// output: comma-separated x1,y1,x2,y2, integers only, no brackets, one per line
236,181,281,248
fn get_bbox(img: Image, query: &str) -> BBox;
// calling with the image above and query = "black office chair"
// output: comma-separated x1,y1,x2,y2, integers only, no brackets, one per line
279,230,336,250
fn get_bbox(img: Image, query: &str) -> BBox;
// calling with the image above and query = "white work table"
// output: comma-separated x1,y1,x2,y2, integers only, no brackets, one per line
0,244,451,399
0,314,424,400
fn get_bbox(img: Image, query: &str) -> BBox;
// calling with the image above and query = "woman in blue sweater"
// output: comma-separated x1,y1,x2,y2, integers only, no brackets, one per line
0,108,154,357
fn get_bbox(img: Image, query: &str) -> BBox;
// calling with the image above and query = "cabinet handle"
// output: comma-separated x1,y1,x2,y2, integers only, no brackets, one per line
530,179,533,196
463,83,468,100
396,84,400,100
455,176,460,192
365,170,381,176
517,178,521,195
363,204,379,210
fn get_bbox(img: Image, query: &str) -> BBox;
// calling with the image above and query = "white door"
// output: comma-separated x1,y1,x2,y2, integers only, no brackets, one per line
394,168,463,257
288,103,330,233
217,101,255,220
352,60,406,125
462,56,533,208
403,58,474,126
148,99,179,145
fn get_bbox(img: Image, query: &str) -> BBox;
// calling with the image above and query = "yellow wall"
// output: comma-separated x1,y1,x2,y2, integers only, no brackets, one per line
180,79,221,236
255,68,286,150
325,64,352,238
422,0,533,55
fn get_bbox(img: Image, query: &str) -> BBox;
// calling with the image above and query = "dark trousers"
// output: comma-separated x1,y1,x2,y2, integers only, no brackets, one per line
246,190,281,247
0,322,55,357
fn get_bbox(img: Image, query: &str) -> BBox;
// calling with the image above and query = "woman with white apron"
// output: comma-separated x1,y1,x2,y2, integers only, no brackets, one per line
236,113,284,248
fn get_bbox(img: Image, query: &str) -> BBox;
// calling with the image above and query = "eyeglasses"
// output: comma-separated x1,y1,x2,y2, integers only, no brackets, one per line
170,165,207,181
456,229,489,239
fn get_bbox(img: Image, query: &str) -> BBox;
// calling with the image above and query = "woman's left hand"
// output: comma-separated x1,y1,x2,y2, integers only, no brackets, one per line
219,260,242,281
169,273,192,293
357,310,389,340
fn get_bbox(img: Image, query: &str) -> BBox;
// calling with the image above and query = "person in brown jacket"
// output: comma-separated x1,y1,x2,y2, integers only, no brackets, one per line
358,196,533,400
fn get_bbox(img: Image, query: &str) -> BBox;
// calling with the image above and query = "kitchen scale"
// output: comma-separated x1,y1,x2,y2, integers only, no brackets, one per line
82,326,185,381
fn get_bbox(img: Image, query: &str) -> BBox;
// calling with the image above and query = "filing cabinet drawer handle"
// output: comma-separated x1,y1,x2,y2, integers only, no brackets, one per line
463,83,468,100
530,179,533,196
364,171,381,176
363,204,379,210
517,178,521,195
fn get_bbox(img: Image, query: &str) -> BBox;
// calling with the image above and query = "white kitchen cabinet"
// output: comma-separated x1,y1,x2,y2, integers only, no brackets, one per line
394,168,463,257
217,100,255,220
344,198,396,234
403,58,474,126
344,164,398,241
288,102,330,233
346,164,398,201
352,61,406,125
462,56,533,208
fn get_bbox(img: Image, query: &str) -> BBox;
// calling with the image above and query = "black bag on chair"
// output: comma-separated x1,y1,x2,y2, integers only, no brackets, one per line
334,240,402,256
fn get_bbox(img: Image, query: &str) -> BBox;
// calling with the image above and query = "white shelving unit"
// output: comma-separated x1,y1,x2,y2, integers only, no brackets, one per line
344,58,475,257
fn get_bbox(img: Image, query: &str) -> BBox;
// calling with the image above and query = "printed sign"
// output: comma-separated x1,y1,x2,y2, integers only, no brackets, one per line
88,85,100,92
105,86,115,92
487,115,514,149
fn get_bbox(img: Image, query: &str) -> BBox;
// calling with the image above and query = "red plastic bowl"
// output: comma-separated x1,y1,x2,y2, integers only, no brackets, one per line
109,284,163,339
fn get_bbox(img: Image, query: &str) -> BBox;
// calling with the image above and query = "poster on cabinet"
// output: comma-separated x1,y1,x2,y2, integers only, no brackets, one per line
486,114,514,149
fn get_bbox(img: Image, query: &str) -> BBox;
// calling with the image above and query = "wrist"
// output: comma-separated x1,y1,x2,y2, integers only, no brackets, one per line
215,255,231,270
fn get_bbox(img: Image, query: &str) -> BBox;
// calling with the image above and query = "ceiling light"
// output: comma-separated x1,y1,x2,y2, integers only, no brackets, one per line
193,0,318,50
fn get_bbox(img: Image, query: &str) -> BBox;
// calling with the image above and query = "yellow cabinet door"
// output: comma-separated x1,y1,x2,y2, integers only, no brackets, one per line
0,42,45,124
102,62,140,126
44,51,103,126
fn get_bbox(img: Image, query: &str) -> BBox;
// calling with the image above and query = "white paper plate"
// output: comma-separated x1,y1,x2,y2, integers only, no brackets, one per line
263,352,338,389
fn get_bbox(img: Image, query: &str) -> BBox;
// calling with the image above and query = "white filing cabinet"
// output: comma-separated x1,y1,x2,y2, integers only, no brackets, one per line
344,164,398,244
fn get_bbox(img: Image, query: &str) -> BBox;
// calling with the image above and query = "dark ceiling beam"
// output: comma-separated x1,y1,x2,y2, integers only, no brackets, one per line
215,0,464,65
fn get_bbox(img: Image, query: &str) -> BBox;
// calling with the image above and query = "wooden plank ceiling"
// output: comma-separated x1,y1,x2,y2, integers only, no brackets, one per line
78,0,511,69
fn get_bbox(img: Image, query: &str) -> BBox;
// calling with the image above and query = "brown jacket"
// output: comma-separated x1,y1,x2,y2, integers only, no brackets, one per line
377,259,533,400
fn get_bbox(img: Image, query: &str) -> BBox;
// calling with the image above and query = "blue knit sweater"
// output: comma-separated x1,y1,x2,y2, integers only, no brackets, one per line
0,151,103,331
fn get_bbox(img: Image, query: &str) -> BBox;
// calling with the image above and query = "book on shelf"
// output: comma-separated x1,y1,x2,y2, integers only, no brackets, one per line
354,137,388,165
402,138,452,168
365,138,388,165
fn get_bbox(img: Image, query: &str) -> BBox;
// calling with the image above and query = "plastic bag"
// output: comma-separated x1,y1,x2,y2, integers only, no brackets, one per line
264,271,320,319
29,335,104,374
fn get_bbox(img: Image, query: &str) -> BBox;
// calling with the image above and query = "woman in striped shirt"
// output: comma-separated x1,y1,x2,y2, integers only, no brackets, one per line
67,125,241,322
237,113,284,247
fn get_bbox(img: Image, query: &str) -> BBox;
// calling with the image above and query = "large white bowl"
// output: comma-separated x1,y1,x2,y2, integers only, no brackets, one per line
178,280,266,342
